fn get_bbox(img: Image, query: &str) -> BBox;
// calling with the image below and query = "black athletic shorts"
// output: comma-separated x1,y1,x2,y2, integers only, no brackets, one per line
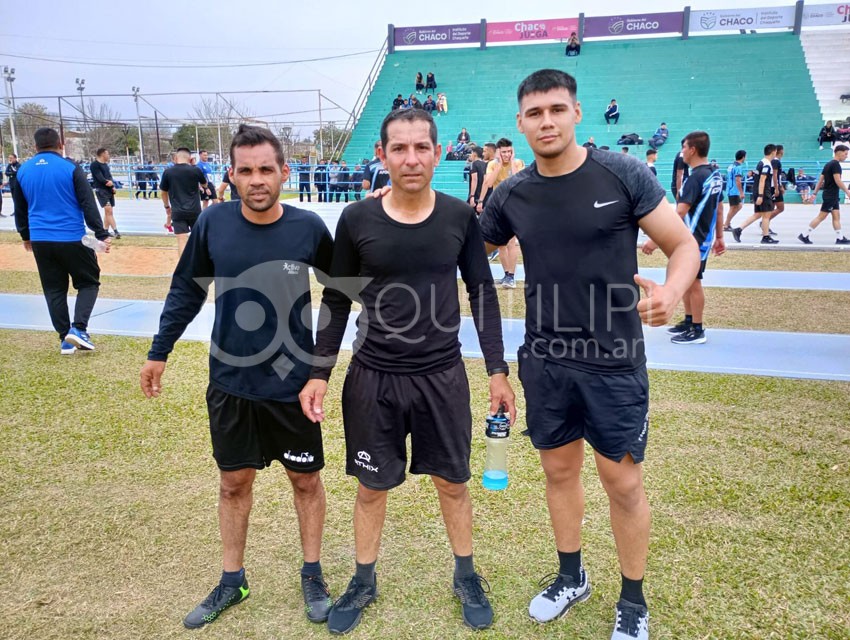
696,258,708,280
754,195,774,213
95,189,115,207
821,194,840,212
773,191,784,203
201,183,216,201
206,385,324,472
518,347,650,463
728,195,741,206
172,213,199,234
341,361,472,490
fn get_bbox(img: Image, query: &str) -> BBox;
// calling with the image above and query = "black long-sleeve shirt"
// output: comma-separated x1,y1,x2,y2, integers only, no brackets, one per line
89,160,114,190
311,193,507,381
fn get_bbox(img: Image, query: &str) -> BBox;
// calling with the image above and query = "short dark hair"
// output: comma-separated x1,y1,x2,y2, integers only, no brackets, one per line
735,149,747,161
95,147,108,157
229,124,285,167
517,69,577,104
775,144,784,153
764,144,777,155
34,127,61,151
496,138,513,149
176,147,192,154
835,144,850,153
199,149,208,154
484,142,496,150
379,108,438,149
684,131,710,158
469,145,483,157
646,149,657,158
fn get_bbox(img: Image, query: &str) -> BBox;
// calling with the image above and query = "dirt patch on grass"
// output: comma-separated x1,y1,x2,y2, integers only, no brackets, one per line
0,242,178,276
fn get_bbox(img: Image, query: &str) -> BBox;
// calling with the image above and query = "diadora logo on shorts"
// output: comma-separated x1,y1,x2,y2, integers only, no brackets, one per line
355,450,379,473
638,413,649,442
284,450,315,464
282,262,301,275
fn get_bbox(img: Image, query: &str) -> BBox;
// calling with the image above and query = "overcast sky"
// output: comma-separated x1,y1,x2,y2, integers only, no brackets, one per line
4,0,798,134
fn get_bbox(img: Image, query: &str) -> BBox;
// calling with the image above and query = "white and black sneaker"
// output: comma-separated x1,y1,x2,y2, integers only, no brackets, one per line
528,568,591,623
670,326,706,345
610,599,649,639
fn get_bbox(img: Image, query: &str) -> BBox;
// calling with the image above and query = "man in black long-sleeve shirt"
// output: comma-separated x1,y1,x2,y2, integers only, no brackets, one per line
299,108,514,635
89,147,120,238
140,125,337,630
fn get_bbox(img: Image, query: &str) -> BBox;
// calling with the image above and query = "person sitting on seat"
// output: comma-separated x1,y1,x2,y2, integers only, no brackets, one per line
818,120,835,149
795,168,816,203
649,123,668,150
604,99,620,124
425,71,437,91
423,95,436,114
437,93,448,114
392,94,404,111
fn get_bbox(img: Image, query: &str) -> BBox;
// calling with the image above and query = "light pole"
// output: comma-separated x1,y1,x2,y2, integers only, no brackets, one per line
75,77,86,156
132,86,145,164
2,66,18,156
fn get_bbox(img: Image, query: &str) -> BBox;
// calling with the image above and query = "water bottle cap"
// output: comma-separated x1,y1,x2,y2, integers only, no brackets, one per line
485,414,510,438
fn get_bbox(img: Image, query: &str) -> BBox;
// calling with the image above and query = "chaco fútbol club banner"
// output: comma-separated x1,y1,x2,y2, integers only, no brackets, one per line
801,3,850,26
690,7,795,32
584,12,683,37
394,23,481,47
486,18,579,43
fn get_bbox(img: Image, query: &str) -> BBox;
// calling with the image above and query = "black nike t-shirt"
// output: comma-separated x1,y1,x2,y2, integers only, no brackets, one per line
160,163,207,217
821,159,842,197
312,192,507,379
480,148,666,373
469,159,487,201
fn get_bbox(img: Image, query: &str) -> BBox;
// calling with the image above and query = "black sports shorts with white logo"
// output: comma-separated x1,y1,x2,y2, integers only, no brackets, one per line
341,361,472,490
95,189,115,207
206,385,324,472
821,194,840,212
518,346,649,463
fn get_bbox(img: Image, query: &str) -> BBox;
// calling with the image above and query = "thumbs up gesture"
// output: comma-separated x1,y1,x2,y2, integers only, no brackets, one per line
634,274,676,326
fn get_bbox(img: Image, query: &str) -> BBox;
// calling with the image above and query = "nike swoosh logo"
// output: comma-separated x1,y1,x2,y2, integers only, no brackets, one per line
594,200,619,208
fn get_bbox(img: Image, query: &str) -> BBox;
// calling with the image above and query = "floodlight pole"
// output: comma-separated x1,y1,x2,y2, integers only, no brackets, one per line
3,67,18,156
75,78,86,156
317,90,323,159
132,86,145,164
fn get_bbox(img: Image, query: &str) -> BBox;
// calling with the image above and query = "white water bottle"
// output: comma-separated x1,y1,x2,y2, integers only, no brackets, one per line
81,235,108,253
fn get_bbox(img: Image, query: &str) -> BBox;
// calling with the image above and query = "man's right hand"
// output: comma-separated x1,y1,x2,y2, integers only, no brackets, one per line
299,379,328,423
140,360,166,398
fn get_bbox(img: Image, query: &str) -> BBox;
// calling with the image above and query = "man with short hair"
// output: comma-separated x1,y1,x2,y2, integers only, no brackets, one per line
648,123,668,150
159,147,207,257
723,150,747,230
90,147,121,238
467,146,488,212
645,149,658,177
314,158,328,203
482,138,525,287
392,94,404,110
645,131,725,345
13,127,112,354
604,99,620,124
479,68,699,640
297,156,312,202
732,144,778,244
198,150,219,209
140,124,336,629
799,144,850,244
300,108,515,635
4,153,21,216
768,144,785,227
583,136,597,149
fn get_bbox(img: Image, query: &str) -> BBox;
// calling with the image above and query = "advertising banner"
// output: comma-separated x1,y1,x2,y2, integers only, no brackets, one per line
690,7,795,31
584,12,683,37
801,3,850,26
486,18,579,43
394,23,481,47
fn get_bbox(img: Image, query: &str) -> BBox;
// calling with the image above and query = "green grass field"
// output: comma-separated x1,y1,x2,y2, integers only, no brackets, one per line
1,330,848,639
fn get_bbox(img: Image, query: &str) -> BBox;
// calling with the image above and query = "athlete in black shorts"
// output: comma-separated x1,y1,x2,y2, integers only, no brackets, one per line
300,108,515,634
732,144,778,244
141,125,336,629
89,148,121,238
478,69,699,640
159,148,207,257
799,144,850,244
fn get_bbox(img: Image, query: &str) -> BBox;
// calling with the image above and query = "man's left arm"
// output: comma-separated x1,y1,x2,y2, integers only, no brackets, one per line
73,165,110,240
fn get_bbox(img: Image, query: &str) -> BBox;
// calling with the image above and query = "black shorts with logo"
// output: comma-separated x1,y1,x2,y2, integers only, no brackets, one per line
206,385,324,472
821,193,840,212
518,346,649,463
172,212,199,234
95,189,115,207
201,182,217,201
341,361,472,490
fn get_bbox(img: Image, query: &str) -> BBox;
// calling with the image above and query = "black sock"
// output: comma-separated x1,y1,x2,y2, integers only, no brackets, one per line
620,574,646,607
355,561,376,585
557,549,582,579
301,560,322,577
454,553,475,578
221,567,245,587
684,314,693,324
693,322,703,331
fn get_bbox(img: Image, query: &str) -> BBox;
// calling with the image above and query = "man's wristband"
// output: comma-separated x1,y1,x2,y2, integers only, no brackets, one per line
487,366,510,377
164,205,171,209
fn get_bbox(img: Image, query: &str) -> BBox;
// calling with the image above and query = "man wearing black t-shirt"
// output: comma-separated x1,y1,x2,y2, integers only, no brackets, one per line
732,144,778,244
160,148,207,257
479,69,699,640
799,144,850,244
466,145,488,211
300,108,515,634
671,144,689,201
644,131,725,345
140,125,336,629
769,144,785,226
90,148,121,238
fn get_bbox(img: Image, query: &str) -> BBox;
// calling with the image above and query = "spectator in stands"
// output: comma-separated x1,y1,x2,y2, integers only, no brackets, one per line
445,140,454,160
400,99,412,111
425,71,437,91
604,99,620,124
336,160,351,203
314,158,328,203
423,95,436,114
582,137,597,149
415,72,424,95
649,123,668,150
457,128,470,144
392,94,404,111
565,33,581,57
351,163,364,201
327,159,341,201
795,168,815,203
437,93,448,114
297,156,311,203
818,120,835,150
646,149,658,176
408,93,422,109
621,147,629,154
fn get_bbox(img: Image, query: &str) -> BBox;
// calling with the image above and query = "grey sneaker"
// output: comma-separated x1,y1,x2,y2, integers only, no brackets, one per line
183,579,250,629
301,574,332,623
501,274,516,289
610,599,649,639
528,569,591,623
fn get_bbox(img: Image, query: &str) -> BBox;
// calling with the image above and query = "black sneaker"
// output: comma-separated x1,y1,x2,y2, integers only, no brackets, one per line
183,578,250,629
670,326,706,344
453,572,493,630
760,235,779,244
301,574,333,623
610,599,649,639
768,228,777,236
327,575,378,635
666,319,691,335
732,227,742,243
798,233,813,245
837,237,850,245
